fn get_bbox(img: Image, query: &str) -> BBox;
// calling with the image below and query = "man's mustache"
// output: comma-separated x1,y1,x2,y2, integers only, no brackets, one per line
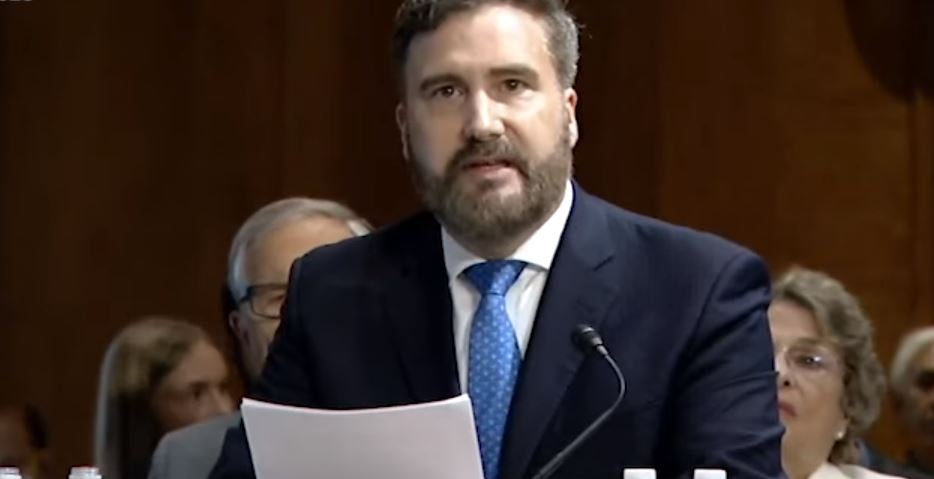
449,139,529,176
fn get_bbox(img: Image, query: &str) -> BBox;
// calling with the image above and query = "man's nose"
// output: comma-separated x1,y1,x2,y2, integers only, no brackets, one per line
463,91,505,142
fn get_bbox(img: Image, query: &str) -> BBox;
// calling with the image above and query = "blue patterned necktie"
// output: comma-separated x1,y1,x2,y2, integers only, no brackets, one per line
464,259,527,479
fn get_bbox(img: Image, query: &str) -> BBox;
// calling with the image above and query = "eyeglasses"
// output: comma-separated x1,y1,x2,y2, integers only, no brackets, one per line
237,283,288,320
913,369,934,392
775,341,843,379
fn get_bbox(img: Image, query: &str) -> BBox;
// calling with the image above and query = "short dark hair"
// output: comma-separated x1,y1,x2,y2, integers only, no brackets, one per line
392,0,580,88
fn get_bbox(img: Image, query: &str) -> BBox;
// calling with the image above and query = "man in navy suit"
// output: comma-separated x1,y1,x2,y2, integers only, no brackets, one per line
209,0,785,478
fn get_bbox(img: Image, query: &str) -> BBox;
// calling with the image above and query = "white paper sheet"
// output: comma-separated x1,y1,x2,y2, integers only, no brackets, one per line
241,394,485,479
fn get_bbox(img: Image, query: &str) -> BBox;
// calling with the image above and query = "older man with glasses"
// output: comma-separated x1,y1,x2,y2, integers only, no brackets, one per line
147,197,371,479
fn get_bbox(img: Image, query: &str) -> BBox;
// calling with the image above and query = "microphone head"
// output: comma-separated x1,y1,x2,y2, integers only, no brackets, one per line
573,324,604,353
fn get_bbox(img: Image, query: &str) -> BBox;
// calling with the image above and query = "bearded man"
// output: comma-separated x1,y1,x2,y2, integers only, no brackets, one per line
209,1,784,478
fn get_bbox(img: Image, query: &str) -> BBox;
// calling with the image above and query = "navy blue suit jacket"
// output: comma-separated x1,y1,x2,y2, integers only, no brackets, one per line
210,185,784,479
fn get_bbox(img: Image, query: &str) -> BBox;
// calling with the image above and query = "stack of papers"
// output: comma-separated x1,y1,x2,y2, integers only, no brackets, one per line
242,394,484,479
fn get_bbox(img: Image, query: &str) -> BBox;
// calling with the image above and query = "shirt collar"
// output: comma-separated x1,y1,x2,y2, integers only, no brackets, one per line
442,180,574,282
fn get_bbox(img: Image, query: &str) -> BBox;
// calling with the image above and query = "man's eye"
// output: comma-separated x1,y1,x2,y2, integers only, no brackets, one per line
503,79,525,91
259,292,285,306
432,85,459,98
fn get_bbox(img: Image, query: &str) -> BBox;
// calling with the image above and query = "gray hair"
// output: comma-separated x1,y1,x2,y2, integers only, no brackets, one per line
890,327,934,399
772,266,886,465
227,198,371,300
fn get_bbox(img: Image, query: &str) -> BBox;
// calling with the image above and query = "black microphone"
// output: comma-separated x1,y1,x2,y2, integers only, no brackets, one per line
529,324,627,479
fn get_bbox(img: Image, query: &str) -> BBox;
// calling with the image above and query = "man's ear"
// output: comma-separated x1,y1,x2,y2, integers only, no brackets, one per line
396,103,410,160
564,88,579,147
228,310,250,347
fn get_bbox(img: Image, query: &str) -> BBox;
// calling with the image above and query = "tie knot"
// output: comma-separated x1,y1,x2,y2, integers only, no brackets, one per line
464,260,527,296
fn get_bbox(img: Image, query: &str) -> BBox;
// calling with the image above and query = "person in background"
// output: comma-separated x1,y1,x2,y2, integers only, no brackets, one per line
770,266,900,479
147,198,371,479
94,316,232,479
0,404,49,479
888,327,934,477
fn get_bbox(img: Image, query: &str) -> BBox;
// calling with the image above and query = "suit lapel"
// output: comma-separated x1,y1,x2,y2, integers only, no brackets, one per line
381,213,460,403
500,186,620,479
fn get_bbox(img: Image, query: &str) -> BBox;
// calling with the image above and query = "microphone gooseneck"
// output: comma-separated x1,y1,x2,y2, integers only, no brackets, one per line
528,324,626,479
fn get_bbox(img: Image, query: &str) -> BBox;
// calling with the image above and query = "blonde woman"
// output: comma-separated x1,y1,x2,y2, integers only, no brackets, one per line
94,317,232,479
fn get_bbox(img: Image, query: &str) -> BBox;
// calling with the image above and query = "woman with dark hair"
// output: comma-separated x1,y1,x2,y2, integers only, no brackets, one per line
93,317,232,479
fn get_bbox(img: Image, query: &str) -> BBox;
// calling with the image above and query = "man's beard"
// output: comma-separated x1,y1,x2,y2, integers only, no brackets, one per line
407,127,572,249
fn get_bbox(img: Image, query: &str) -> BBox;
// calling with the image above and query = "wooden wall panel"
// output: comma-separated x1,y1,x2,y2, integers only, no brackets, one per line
654,0,923,456
271,1,429,226
911,0,934,337
570,1,663,215
0,1,288,474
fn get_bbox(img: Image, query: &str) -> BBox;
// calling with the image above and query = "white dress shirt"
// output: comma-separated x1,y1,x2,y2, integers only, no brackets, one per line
442,181,574,391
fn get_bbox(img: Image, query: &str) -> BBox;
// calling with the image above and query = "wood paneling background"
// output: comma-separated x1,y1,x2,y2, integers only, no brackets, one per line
649,0,931,453
1,0,930,475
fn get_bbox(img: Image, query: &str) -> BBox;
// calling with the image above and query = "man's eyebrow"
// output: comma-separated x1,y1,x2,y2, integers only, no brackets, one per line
489,64,539,81
418,73,462,93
